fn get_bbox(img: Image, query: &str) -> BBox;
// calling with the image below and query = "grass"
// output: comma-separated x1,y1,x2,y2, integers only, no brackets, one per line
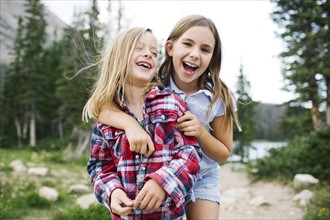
0,148,110,220
303,183,330,220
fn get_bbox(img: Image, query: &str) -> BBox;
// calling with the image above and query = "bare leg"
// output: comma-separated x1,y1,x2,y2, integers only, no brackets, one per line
186,199,219,220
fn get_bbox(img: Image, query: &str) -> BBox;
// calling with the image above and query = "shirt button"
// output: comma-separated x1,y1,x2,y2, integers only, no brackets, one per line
141,166,146,171
114,131,118,135
135,155,139,159
161,115,165,120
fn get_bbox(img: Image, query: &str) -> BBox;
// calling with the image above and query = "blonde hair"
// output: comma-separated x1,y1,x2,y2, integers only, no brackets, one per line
159,15,241,131
82,27,159,122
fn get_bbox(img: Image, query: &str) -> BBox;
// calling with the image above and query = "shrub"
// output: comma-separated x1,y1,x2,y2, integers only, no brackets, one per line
249,126,330,182
27,192,52,208
304,185,330,220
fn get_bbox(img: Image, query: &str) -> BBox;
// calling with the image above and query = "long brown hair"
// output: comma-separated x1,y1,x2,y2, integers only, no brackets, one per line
158,15,241,131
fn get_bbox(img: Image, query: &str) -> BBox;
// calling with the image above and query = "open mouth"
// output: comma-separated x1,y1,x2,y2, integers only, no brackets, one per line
137,62,152,69
183,61,198,74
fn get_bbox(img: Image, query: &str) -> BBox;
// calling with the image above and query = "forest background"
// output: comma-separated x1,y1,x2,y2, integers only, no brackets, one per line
0,0,329,220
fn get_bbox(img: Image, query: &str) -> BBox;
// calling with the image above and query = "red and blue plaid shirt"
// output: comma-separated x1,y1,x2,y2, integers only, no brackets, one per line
87,86,200,220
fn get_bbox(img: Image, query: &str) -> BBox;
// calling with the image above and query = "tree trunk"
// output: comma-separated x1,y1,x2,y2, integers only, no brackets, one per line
75,131,91,159
311,99,321,130
29,101,36,147
326,78,330,125
14,117,22,148
58,120,64,140
23,112,28,140
117,0,122,33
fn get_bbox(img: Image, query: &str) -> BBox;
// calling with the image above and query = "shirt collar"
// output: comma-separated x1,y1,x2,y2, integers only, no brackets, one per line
169,76,213,99
117,86,172,114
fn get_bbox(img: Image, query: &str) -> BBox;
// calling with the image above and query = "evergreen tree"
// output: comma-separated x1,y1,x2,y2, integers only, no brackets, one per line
22,0,47,147
1,16,26,147
278,101,312,139
234,64,256,162
1,0,49,147
38,35,63,140
271,0,330,130
55,0,105,156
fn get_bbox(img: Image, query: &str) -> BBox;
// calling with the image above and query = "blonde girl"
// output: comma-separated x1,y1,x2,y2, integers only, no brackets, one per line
83,27,199,220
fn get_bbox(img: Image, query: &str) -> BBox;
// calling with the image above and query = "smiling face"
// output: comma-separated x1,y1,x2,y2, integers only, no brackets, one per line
166,26,215,94
128,31,158,86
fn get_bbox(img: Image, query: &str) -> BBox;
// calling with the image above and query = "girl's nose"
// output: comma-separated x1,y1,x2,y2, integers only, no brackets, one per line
143,50,152,58
189,47,199,59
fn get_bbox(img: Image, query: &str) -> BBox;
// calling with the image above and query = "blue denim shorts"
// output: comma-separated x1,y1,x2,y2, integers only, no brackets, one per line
186,167,221,204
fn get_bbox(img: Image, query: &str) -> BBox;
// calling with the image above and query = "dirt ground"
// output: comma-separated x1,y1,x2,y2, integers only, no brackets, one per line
219,163,305,220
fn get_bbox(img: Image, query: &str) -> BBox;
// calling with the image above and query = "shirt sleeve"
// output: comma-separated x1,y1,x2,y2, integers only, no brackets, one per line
145,97,200,208
215,94,238,117
87,122,124,210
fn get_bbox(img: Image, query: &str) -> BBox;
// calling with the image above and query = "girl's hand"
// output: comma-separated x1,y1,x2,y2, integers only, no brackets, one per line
134,179,166,211
125,124,155,158
110,189,134,216
176,111,202,137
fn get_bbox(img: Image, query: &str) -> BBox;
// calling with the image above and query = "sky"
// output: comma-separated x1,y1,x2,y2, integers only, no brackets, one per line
43,0,294,105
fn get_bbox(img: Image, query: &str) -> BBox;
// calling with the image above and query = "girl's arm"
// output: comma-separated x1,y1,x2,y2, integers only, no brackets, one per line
177,112,233,163
87,123,124,210
99,104,155,157
139,122,200,209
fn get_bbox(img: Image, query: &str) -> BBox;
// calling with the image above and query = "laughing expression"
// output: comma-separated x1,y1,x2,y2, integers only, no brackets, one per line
129,32,158,86
167,26,215,95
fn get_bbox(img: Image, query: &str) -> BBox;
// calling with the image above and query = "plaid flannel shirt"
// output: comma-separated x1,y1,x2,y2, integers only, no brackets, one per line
87,86,200,220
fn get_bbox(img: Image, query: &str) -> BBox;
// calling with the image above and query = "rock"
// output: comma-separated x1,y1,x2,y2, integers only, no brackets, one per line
293,174,319,188
69,184,91,194
9,159,27,172
293,189,314,206
38,186,59,201
76,193,98,209
28,167,49,176
249,195,270,206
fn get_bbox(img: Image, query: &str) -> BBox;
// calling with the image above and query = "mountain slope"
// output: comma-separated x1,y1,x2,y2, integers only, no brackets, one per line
0,0,67,65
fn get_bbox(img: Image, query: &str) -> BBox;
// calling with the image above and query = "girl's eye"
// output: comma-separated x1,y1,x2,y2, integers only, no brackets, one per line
152,52,158,57
183,42,191,46
202,48,211,53
136,43,143,51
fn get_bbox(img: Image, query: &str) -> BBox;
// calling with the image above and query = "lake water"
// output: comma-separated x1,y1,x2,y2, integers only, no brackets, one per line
228,141,286,162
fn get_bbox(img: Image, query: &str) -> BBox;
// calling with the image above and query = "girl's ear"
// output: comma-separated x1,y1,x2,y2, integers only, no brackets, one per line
165,41,173,56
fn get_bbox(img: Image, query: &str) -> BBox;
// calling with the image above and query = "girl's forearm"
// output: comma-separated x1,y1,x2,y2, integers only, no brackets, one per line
197,128,232,163
98,105,136,130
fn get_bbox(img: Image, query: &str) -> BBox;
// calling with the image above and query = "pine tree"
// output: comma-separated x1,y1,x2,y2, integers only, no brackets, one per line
1,0,48,147
271,0,330,130
38,35,63,139
234,63,256,162
55,0,105,157
22,0,47,147
1,16,26,147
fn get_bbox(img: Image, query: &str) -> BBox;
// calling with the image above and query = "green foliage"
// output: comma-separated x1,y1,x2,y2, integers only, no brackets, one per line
0,179,52,219
304,185,330,220
55,204,110,220
0,148,92,219
27,192,52,208
249,126,330,182
271,0,329,130
234,64,256,161
278,102,313,139
1,0,104,148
